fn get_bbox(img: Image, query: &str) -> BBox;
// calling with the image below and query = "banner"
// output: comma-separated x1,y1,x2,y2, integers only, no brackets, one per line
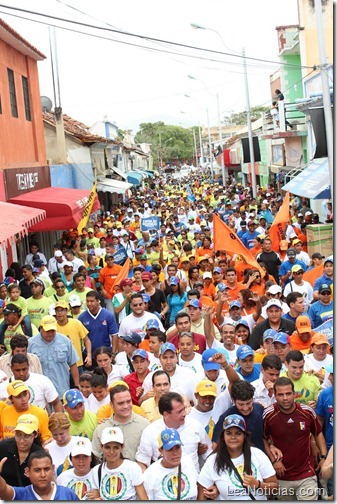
213,214,263,274
186,185,195,202
113,247,128,265
269,192,290,252
140,216,160,232
77,182,97,234
314,319,333,346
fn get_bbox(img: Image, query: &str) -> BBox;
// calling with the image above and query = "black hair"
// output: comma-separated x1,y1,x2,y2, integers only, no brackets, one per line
50,272,62,282
130,292,144,302
152,370,171,386
225,267,236,275
230,380,255,401
261,354,282,371
94,346,116,364
10,334,29,350
158,392,183,415
90,367,108,388
213,429,252,476
285,350,304,364
79,371,93,383
73,272,86,282
286,291,304,307
86,290,100,300
148,330,166,343
109,384,130,402
27,450,52,468
175,311,190,324
11,353,29,366
22,264,33,272
188,266,199,280
274,376,294,393
70,451,100,468
187,288,200,299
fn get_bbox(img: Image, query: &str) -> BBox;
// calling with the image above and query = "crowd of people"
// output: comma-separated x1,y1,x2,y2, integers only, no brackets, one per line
0,173,333,500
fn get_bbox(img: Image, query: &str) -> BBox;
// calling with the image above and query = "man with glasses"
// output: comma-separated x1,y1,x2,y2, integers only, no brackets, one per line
283,265,313,308
308,284,334,329
279,248,307,287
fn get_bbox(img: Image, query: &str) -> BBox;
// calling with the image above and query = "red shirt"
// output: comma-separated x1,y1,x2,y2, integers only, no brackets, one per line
170,332,206,355
263,402,321,481
124,371,150,406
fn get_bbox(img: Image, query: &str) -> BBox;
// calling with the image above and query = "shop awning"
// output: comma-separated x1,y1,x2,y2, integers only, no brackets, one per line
282,158,331,199
0,202,46,247
110,166,127,180
9,187,100,232
135,168,153,179
126,171,143,186
97,178,132,194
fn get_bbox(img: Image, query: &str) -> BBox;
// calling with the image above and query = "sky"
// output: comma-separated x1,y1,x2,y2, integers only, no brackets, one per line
0,0,300,133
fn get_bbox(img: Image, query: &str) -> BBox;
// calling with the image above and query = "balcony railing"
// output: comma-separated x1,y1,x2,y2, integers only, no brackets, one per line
262,100,307,136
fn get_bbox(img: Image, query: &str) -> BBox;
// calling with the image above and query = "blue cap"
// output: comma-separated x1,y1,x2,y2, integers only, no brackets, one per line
213,267,222,274
120,332,142,345
141,293,151,303
324,255,333,265
134,264,145,271
217,283,228,292
146,318,160,330
63,389,85,408
160,342,176,355
135,248,143,254
187,299,202,309
324,364,333,375
229,300,242,309
235,319,249,329
272,332,290,345
223,414,246,432
263,328,277,341
159,428,184,450
131,349,149,360
202,348,221,371
169,276,179,285
236,345,254,360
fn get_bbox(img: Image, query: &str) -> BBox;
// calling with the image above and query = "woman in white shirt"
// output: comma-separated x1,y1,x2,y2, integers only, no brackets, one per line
47,412,82,477
91,427,147,500
197,414,278,500
143,427,198,500
57,437,99,500
94,346,129,387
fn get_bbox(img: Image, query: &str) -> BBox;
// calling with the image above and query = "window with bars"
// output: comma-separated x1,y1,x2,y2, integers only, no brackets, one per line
22,76,32,121
7,68,18,118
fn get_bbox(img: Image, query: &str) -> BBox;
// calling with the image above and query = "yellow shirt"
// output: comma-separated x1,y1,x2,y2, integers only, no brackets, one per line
0,403,51,442
141,397,161,423
26,296,53,329
56,318,88,367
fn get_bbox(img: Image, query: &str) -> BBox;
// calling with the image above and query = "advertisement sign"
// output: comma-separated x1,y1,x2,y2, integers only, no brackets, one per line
140,216,160,232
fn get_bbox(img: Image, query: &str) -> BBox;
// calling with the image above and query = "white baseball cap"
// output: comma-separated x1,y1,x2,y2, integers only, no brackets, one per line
54,250,63,257
68,295,81,307
71,437,92,457
266,285,282,295
266,299,282,310
101,427,124,445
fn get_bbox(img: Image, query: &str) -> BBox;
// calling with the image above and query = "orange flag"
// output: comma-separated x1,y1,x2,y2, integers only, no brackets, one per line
213,214,263,274
110,258,131,295
302,264,324,287
269,192,290,252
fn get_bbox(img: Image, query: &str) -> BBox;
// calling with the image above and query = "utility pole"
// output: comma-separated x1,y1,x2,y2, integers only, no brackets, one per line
217,93,226,186
242,47,257,198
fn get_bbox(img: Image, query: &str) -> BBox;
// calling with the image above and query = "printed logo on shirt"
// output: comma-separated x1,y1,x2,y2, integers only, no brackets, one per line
66,478,93,498
230,462,258,490
161,472,190,500
101,473,127,500
287,418,294,423
299,422,306,430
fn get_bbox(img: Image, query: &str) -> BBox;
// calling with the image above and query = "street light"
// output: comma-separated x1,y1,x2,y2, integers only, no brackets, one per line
191,23,257,197
187,74,225,185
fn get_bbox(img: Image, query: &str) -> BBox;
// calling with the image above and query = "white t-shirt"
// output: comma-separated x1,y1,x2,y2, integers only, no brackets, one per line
57,468,95,499
136,416,212,472
283,280,314,307
11,372,58,410
212,389,233,424
211,343,240,366
198,447,275,500
107,365,129,386
148,353,162,372
178,353,204,378
118,312,164,340
115,351,133,374
221,314,255,333
87,393,110,414
143,454,198,500
91,460,143,500
304,353,333,389
47,436,83,476
189,407,217,441
251,377,277,408
141,365,199,403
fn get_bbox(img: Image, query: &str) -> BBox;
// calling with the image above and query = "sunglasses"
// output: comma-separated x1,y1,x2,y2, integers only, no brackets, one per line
293,271,304,275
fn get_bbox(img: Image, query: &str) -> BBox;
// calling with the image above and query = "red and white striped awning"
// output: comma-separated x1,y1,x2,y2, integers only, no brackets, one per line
0,201,46,248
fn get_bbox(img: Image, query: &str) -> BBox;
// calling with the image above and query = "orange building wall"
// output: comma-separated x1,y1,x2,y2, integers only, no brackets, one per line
0,39,47,169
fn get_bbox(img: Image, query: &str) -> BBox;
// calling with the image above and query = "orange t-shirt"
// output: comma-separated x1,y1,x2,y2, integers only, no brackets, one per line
99,264,123,299
225,282,245,302
203,283,216,300
249,283,266,297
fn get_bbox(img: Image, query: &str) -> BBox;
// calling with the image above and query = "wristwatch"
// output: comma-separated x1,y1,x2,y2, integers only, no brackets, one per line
320,454,328,460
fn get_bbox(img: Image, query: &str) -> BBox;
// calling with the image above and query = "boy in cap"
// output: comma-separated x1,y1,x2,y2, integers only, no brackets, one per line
124,350,151,406
189,380,218,440
26,279,53,330
63,388,97,440
308,284,333,328
68,294,83,319
289,315,314,353
235,345,261,382
116,333,142,373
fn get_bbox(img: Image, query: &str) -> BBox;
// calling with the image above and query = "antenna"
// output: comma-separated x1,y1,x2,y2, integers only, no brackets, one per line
40,96,53,112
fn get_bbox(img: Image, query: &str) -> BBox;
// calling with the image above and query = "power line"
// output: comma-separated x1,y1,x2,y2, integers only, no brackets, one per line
0,4,316,70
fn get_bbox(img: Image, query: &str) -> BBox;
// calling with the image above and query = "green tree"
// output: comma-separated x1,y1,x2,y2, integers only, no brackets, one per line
223,106,269,125
135,122,197,166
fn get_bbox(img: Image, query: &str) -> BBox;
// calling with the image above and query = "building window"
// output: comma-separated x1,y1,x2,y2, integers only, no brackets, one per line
22,76,32,121
7,68,18,118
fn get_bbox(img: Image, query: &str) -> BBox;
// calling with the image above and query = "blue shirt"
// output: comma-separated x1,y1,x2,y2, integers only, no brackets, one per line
212,403,265,451
315,386,333,449
235,363,261,383
313,273,333,292
241,230,260,249
14,483,79,500
279,259,307,285
28,333,79,398
79,307,118,351
307,301,334,328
